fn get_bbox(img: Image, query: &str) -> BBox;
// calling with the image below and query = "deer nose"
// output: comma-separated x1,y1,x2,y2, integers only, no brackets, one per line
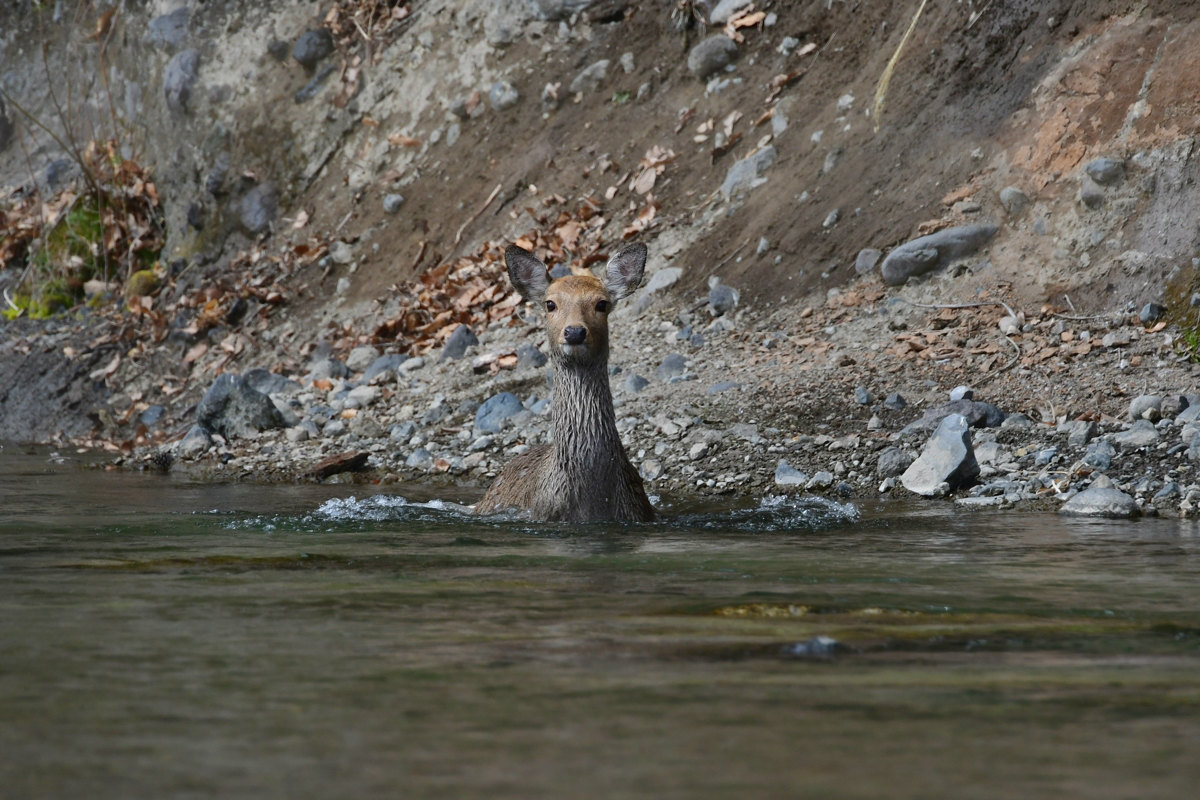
563,326,588,346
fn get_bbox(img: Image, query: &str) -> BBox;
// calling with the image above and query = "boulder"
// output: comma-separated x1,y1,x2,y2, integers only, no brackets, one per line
196,373,287,439
880,224,998,286
900,413,979,496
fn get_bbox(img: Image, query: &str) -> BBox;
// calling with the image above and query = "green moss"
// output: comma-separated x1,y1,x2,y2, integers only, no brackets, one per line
1164,265,1200,361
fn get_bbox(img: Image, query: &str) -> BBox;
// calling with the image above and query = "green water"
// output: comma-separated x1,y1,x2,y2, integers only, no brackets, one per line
2,448,1200,799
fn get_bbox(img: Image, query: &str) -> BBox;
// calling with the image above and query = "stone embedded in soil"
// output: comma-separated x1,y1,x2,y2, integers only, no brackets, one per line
1079,176,1106,209
383,194,405,214
624,374,649,393
239,182,278,234
855,249,881,275
179,424,212,458
883,393,907,411
164,48,201,114
489,81,519,111
1112,419,1160,449
1128,394,1162,421
707,278,738,316
876,446,913,478
475,392,524,434
196,373,287,440
363,354,405,383
900,413,980,496
292,28,334,70
441,324,479,361
775,459,808,486
656,352,686,382
346,345,381,373
880,223,999,286
516,343,548,370
720,146,776,199
1060,476,1139,518
569,60,610,93
146,8,189,52
688,35,738,79
242,367,301,396
1083,440,1116,471
1139,302,1166,325
901,398,1006,436
1085,157,1125,186
999,186,1030,216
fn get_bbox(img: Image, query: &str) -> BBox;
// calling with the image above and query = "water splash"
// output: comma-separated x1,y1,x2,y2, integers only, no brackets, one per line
671,494,860,532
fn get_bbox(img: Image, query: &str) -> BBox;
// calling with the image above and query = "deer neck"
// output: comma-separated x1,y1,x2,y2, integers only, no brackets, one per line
550,357,624,477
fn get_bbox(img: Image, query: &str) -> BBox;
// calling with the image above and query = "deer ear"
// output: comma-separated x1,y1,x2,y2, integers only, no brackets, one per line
505,245,550,305
603,243,647,301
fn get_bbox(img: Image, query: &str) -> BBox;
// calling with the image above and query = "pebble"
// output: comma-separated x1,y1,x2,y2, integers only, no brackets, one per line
474,392,524,433
999,186,1030,216
855,249,881,275
1079,177,1105,209
1085,157,1125,186
441,324,479,361
569,60,610,94
383,194,405,214
1112,419,1159,448
883,393,907,411
163,49,201,114
292,29,334,70
656,353,687,381
489,81,519,111
707,278,739,316
854,387,873,405
687,35,738,80
239,182,278,235
720,146,776,199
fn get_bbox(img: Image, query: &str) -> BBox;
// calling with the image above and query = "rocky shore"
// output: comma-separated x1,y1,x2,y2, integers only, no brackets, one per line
125,255,1200,521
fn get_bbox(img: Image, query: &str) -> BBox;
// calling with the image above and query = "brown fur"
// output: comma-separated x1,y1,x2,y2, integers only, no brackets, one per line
476,244,654,523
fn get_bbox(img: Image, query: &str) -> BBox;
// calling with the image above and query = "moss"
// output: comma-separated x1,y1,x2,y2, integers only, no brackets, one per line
1164,264,1200,361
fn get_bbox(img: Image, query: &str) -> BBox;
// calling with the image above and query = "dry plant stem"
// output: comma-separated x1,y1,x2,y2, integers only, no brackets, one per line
873,0,929,132
455,183,503,245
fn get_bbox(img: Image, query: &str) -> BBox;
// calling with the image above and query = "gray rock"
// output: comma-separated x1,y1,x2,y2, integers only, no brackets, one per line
902,398,1006,436
239,182,278,235
242,367,301,397
1000,412,1034,429
516,343,547,370
900,413,980,496
1112,419,1159,449
489,81,520,111
1079,177,1105,209
709,0,754,23
707,381,742,394
999,186,1030,216
196,373,287,439
363,354,405,382
146,8,189,51
163,49,201,114
1138,302,1166,325
1083,440,1116,471
293,28,334,70
625,374,649,393
642,267,682,295
389,421,417,442
973,440,1005,465
949,385,974,402
383,194,405,214
441,324,479,361
346,345,381,373
284,425,310,443
1161,395,1189,420
883,393,908,411
0,98,13,154
178,424,212,458
1153,482,1181,502
570,60,610,93
855,249,882,275
1067,420,1099,447
475,392,524,433
877,446,914,478
720,146,776,199
1128,394,1162,422
806,471,835,491
307,357,350,381
400,356,426,373
822,209,841,229
640,459,663,481
708,279,739,315
533,0,595,20
688,35,738,80
406,448,434,470
880,224,999,286
1085,157,1125,186
854,386,873,405
656,353,687,382
1060,478,1139,518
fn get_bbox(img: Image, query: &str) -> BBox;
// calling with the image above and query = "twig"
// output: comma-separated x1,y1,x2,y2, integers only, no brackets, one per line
455,182,503,245
409,239,427,272
896,297,1017,319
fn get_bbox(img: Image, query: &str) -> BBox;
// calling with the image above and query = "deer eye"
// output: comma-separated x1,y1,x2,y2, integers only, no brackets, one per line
595,300,609,313
545,300,557,312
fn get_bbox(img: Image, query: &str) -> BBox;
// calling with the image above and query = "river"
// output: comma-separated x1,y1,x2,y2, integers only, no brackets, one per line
2,447,1199,799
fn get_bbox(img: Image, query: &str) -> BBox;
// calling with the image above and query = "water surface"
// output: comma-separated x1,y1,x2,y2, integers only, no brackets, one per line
2,448,1199,799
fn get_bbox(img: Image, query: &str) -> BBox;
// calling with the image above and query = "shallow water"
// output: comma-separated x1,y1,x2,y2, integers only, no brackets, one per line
2,448,1200,799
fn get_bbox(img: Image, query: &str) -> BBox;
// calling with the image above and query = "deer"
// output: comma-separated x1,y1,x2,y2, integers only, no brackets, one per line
475,243,656,523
